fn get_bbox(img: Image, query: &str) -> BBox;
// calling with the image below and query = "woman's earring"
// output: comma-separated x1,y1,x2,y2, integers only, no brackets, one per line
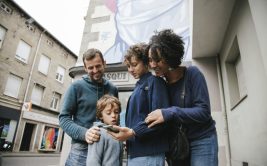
168,67,174,71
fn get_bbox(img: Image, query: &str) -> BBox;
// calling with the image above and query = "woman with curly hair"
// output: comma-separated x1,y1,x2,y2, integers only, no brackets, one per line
145,29,218,166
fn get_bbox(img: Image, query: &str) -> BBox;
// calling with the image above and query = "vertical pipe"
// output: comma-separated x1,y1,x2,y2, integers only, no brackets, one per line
23,29,46,102
216,55,232,166
13,29,46,151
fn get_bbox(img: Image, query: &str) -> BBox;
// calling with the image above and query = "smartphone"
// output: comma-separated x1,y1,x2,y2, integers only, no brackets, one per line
102,125,119,133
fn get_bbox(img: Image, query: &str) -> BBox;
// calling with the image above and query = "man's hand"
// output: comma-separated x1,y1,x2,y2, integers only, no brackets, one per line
107,125,135,141
145,109,165,128
85,126,100,144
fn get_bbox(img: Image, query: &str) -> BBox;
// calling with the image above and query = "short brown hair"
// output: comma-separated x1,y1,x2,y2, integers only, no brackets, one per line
96,95,121,120
124,43,148,65
82,48,104,67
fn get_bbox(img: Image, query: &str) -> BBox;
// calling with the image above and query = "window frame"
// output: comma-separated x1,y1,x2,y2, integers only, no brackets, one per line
225,37,248,110
50,92,61,111
4,73,23,98
0,2,12,14
31,84,45,105
56,66,65,83
0,119,18,151
15,40,32,63
0,25,7,49
19,122,37,152
38,54,51,75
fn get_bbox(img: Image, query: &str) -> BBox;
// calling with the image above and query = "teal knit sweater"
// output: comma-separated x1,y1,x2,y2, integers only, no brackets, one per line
59,75,118,144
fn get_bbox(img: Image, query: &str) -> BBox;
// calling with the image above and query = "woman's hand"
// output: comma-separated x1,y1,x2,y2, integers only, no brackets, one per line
145,109,165,128
85,126,100,144
107,125,135,141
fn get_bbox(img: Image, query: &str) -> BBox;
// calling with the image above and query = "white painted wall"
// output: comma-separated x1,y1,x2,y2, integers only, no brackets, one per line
193,57,229,166
220,0,267,165
248,0,267,76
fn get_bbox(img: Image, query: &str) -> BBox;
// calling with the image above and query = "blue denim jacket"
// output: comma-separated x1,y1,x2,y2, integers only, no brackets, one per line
126,72,170,157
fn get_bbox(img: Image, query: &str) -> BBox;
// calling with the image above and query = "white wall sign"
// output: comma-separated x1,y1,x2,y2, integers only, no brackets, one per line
23,111,59,125
104,71,129,82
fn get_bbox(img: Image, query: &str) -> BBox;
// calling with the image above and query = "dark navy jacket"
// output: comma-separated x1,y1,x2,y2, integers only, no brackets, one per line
162,66,216,141
126,72,170,158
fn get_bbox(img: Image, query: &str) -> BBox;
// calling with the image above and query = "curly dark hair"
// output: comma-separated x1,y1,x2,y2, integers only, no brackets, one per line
148,29,184,68
124,43,149,65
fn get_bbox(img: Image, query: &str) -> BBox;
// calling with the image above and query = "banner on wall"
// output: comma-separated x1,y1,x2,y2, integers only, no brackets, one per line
88,0,191,64
22,102,32,111
39,125,59,151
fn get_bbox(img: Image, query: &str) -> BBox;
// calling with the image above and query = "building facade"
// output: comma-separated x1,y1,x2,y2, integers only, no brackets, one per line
0,0,77,165
193,0,267,165
60,0,267,166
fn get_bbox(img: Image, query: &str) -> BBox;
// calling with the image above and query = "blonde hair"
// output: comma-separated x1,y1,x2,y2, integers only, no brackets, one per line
96,95,121,119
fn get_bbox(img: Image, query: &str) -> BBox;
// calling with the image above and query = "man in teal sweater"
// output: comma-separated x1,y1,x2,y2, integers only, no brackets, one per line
59,48,118,166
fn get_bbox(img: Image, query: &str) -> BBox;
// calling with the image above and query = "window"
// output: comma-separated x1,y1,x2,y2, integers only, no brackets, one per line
4,73,22,98
15,40,31,63
19,123,36,151
38,54,50,75
235,57,247,98
0,118,17,151
50,92,61,110
225,37,247,110
46,39,53,47
0,25,7,48
56,66,65,83
31,84,44,105
0,2,12,14
26,24,35,32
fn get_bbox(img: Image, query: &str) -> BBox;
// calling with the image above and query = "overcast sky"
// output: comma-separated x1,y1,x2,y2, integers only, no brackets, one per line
13,0,90,56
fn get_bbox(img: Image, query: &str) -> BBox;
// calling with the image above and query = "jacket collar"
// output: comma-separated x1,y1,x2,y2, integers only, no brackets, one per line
136,72,151,85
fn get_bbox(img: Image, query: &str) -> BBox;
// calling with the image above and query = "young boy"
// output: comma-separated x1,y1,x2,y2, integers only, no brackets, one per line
86,95,123,166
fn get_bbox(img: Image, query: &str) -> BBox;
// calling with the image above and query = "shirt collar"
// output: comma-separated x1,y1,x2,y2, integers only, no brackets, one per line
136,72,152,85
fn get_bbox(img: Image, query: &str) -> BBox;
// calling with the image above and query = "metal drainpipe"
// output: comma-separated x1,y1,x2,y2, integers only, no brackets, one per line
23,29,46,102
12,29,46,152
216,55,232,166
